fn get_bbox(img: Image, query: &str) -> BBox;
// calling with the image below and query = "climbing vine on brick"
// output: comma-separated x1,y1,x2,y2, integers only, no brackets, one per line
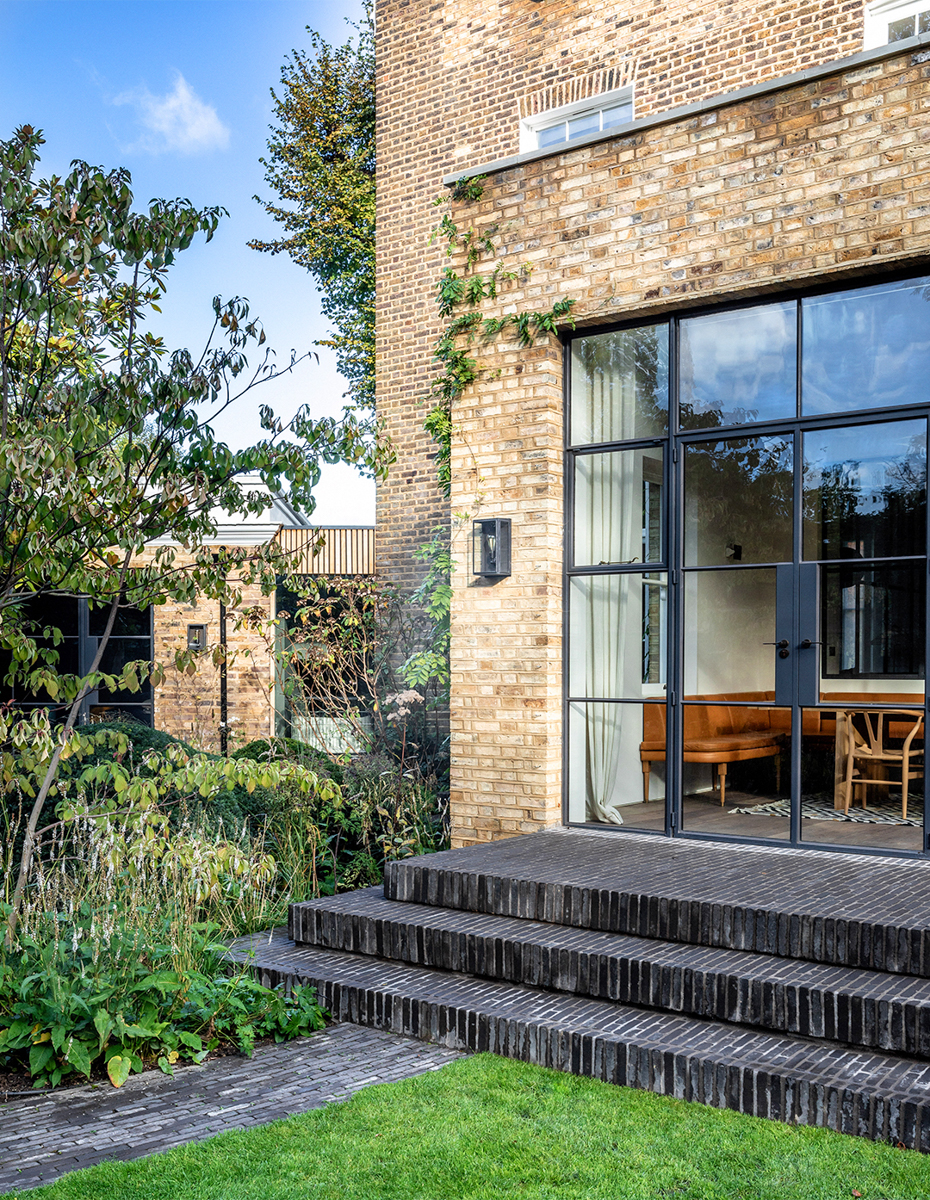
407,179,575,696
425,177,576,497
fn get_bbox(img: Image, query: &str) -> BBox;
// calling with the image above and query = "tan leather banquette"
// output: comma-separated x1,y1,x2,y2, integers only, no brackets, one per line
640,693,837,806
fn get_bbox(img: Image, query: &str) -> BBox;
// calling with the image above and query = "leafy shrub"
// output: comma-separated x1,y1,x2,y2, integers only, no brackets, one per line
313,754,449,893
232,737,345,786
0,901,324,1088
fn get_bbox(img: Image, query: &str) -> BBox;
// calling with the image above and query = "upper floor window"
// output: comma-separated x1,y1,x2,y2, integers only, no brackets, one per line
519,86,634,153
864,0,930,48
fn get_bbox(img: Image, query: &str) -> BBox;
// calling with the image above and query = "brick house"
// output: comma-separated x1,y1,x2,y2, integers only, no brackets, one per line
5,476,376,755
239,8,930,1142
376,0,930,858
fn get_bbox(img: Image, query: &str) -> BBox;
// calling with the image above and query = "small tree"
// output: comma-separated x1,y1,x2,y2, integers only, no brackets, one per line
251,5,375,409
261,575,442,773
0,124,388,941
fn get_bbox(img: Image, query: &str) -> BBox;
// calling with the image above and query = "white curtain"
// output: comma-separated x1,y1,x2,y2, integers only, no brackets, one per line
572,334,644,446
571,452,647,823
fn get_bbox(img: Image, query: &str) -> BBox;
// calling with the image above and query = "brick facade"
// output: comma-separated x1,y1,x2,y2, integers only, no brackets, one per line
151,553,275,752
375,0,867,587
375,1,930,846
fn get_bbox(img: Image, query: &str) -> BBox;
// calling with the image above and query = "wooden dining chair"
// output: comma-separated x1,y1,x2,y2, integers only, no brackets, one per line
842,709,924,819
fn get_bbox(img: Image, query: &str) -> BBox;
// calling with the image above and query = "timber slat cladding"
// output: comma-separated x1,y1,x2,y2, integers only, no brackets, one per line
274,527,376,576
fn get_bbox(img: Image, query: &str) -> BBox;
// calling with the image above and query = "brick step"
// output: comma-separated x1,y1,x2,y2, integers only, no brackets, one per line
385,829,930,976
288,888,930,1057
227,928,930,1148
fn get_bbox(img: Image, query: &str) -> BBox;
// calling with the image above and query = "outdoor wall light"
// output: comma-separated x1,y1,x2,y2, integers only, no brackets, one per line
473,518,512,578
187,623,207,651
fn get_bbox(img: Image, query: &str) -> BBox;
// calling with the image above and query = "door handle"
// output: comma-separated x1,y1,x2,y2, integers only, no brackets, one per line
799,639,821,650
763,639,790,658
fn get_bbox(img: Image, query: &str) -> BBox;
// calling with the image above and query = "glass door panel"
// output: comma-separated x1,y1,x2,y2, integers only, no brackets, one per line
802,419,927,560
683,568,782,698
569,574,667,700
800,707,924,851
567,701,667,830
802,277,930,416
573,446,664,567
570,324,669,444
820,562,926,683
679,301,797,429
680,704,790,839
684,435,793,566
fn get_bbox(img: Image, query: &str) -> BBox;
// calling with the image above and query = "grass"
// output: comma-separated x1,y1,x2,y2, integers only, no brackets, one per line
4,1054,930,1200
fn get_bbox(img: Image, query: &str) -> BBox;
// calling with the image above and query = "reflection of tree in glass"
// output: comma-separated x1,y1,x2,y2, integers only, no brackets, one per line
686,436,793,565
802,279,930,415
573,324,668,443
678,301,796,429
804,434,926,560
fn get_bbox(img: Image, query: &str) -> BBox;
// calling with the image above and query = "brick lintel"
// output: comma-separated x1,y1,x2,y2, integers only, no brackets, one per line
443,30,930,186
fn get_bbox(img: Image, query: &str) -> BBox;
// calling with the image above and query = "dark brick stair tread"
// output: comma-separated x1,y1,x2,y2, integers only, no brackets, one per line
290,889,930,1054
291,889,930,1006
227,929,930,1142
385,829,930,974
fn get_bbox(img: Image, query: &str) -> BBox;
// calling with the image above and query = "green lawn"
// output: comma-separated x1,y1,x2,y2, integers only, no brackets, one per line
6,1054,930,1200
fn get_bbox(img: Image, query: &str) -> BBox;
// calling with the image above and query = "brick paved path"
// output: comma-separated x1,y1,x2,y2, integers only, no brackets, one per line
0,1024,465,1195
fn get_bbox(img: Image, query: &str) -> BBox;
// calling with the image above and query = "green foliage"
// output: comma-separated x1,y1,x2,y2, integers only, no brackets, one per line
402,526,452,692
0,904,324,1089
0,124,384,612
273,573,448,777
426,179,576,498
251,5,375,409
315,754,448,893
0,122,391,941
231,737,344,785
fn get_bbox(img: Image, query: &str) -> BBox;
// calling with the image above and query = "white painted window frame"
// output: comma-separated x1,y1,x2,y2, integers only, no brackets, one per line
519,85,634,153
864,0,930,49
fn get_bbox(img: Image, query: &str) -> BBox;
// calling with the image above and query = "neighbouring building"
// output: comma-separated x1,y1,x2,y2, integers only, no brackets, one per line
5,475,376,754
376,0,930,857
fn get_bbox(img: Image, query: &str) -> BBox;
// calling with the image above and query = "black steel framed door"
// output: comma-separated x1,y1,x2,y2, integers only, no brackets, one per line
671,415,929,855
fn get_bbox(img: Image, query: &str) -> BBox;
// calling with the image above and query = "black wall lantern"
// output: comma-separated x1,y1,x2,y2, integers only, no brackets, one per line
187,623,207,651
473,518,511,578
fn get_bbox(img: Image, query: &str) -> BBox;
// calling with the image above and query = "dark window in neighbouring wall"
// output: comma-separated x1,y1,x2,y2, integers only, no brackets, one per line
0,595,153,726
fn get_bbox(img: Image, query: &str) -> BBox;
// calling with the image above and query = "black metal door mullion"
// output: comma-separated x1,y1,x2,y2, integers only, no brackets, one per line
667,316,682,837
790,425,803,846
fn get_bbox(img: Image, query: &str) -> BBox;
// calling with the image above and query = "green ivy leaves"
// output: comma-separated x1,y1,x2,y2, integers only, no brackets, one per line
426,180,576,498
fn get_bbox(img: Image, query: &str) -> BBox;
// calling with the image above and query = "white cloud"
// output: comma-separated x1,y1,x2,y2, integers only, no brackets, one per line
114,73,230,155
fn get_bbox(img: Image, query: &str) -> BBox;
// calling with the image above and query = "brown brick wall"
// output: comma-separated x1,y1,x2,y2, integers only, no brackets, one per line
376,2,930,847
412,42,930,846
151,553,275,752
375,0,867,588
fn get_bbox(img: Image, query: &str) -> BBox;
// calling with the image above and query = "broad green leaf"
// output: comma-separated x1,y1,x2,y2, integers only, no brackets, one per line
107,1054,131,1088
93,1008,115,1049
65,1039,93,1078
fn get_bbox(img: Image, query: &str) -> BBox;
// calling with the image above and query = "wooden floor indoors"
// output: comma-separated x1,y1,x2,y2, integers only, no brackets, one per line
612,792,924,851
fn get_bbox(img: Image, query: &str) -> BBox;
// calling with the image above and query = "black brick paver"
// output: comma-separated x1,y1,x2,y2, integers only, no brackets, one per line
0,1024,463,1195
384,828,930,975
289,886,930,1054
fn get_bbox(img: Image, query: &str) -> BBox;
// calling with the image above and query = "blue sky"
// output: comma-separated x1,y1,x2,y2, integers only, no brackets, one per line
0,0,373,525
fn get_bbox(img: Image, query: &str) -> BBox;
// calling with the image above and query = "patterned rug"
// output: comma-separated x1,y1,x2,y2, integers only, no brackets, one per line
732,794,922,826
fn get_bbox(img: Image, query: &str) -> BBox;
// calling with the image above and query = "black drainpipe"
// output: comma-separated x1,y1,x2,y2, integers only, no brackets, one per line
219,594,228,756
214,549,229,756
